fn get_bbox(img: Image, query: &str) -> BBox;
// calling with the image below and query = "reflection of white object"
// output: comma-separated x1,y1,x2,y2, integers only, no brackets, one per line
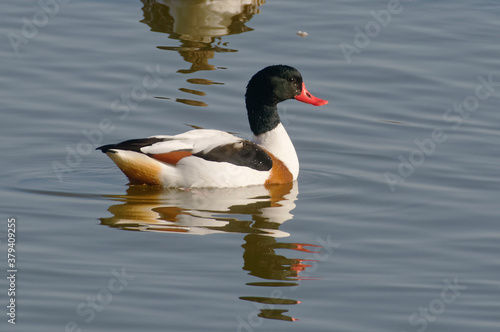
104,184,299,237
158,0,260,42
296,31,308,37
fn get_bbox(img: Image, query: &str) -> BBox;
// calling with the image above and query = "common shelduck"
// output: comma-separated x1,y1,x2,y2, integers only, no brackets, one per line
97,65,328,188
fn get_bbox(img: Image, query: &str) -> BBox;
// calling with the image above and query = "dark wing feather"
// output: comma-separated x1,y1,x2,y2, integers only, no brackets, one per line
96,137,168,153
193,140,273,171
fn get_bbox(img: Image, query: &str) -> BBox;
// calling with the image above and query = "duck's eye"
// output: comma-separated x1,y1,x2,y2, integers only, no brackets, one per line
288,77,295,82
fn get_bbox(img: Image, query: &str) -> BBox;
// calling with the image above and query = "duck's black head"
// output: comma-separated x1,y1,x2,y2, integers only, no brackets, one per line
245,65,328,136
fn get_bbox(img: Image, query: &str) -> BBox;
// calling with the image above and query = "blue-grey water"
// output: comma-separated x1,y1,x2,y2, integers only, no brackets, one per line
1,0,499,331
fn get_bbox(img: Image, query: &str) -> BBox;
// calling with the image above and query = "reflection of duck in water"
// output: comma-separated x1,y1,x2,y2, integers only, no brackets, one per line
100,182,298,236
97,65,328,187
100,181,320,322
141,0,264,73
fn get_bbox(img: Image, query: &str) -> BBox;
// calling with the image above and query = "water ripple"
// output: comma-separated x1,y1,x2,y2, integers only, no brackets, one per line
299,166,371,201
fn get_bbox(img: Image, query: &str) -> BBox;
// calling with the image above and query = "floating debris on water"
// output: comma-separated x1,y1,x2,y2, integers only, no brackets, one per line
296,31,309,37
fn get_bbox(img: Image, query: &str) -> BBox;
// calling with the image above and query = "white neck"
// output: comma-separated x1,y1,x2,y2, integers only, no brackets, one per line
252,123,299,180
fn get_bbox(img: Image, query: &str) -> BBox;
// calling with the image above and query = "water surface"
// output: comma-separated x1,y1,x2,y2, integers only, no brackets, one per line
1,0,499,331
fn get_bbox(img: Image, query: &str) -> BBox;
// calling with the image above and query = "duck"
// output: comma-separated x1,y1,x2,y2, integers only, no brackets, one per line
97,65,328,188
